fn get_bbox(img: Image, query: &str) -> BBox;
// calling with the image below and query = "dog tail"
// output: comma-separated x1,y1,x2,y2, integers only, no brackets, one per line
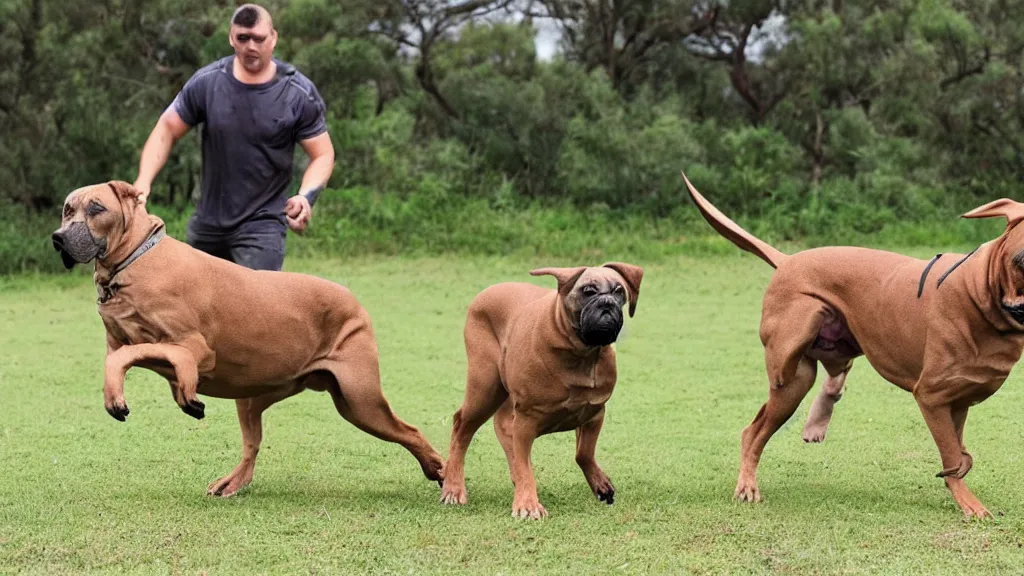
681,171,788,269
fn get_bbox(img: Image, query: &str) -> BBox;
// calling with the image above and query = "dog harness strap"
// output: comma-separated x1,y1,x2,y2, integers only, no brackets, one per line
917,254,943,299
935,247,979,289
111,229,166,277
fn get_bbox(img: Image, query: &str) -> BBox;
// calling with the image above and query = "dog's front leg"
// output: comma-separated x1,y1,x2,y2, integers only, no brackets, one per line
510,412,546,519
915,397,989,519
576,408,615,504
103,343,204,421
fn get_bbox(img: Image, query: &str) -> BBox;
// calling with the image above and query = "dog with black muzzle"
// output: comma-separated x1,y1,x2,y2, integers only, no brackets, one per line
440,263,643,519
51,181,446,499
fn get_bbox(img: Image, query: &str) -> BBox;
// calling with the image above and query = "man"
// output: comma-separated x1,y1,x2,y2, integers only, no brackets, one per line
133,3,334,271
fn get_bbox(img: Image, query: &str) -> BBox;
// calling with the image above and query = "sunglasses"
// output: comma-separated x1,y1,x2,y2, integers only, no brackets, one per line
235,33,268,45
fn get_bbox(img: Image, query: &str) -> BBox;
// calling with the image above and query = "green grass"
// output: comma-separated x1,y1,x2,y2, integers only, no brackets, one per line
3,253,1024,574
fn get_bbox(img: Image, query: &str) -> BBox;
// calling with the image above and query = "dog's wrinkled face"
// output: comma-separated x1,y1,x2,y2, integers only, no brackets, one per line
962,198,1024,326
567,270,628,347
531,263,643,348
52,182,134,269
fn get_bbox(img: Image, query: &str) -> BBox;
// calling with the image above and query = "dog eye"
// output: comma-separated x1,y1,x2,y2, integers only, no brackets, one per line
582,285,598,296
613,285,625,294
87,202,106,216
62,204,74,218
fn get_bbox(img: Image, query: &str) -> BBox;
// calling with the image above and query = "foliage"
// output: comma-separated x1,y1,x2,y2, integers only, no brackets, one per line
2,0,1021,272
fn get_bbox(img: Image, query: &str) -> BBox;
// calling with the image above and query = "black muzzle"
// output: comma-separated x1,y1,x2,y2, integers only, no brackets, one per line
577,296,624,347
52,222,105,269
1003,303,1024,326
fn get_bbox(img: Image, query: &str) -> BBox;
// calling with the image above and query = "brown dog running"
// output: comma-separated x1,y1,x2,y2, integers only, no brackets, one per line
439,263,643,519
682,171,1024,519
51,181,444,497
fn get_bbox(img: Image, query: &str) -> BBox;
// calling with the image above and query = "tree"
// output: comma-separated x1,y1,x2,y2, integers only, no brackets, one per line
538,0,719,94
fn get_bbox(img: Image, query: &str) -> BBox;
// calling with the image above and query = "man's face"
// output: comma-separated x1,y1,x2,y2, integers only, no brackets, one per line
229,18,277,74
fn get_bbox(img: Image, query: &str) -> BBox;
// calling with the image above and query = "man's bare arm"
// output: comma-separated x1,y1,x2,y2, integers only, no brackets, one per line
285,132,335,233
134,107,192,203
298,132,335,205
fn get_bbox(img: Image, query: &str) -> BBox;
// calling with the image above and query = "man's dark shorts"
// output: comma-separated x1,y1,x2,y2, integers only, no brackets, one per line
186,213,286,272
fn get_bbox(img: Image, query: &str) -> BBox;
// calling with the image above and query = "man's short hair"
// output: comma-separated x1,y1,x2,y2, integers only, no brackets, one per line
231,5,261,28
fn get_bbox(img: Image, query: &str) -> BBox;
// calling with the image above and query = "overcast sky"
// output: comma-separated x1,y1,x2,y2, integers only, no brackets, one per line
533,17,560,61
526,14,786,63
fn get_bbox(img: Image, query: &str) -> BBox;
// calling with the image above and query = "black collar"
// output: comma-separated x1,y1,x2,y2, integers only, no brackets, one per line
917,247,978,299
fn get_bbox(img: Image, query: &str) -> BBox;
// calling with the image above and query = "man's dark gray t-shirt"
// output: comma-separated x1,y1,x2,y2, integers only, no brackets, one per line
172,56,327,236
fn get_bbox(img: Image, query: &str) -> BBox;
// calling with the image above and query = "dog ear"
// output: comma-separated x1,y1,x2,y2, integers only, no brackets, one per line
530,266,588,298
106,181,144,230
962,199,1024,226
107,181,142,200
602,262,643,317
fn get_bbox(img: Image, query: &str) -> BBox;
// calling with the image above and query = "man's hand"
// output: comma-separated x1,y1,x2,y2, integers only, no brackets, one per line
132,181,151,206
285,194,312,234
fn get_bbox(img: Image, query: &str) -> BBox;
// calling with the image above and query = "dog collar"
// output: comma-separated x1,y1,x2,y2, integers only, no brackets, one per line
111,228,165,277
917,247,978,299
98,229,165,304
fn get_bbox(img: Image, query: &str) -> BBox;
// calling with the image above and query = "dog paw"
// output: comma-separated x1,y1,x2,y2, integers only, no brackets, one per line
180,399,205,420
586,471,615,505
956,494,993,520
963,506,994,521
511,498,548,520
440,482,467,505
105,402,130,422
207,472,251,498
801,427,827,443
421,453,445,484
734,480,761,503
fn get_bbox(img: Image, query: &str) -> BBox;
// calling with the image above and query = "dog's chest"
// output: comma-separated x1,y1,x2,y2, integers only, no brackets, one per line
99,301,164,346
538,366,616,434
541,402,607,435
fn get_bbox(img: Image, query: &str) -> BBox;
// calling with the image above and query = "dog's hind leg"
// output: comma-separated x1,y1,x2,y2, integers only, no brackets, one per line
736,298,826,502
323,331,446,486
442,322,508,505
802,359,853,443
208,386,302,497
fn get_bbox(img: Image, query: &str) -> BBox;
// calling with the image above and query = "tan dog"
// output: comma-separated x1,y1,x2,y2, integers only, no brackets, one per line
682,172,1024,519
439,263,643,518
51,181,444,497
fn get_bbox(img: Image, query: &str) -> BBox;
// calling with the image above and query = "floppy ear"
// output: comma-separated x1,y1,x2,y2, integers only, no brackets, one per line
602,262,643,317
530,266,588,298
962,198,1024,226
106,180,145,231
107,181,142,201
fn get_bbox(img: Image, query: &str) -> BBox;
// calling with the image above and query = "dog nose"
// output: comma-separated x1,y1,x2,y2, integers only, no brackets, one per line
51,231,65,250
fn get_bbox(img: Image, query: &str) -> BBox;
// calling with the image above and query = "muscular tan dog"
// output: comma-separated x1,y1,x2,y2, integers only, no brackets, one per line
439,263,643,519
51,181,444,497
682,171,1024,519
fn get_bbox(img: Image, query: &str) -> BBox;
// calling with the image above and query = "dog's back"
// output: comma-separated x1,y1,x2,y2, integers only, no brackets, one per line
465,282,552,348
105,236,372,386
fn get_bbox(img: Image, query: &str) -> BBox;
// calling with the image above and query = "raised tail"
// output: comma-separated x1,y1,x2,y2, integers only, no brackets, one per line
681,171,788,269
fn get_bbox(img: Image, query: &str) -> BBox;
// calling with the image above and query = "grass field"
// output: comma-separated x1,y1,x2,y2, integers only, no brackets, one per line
4,252,1024,574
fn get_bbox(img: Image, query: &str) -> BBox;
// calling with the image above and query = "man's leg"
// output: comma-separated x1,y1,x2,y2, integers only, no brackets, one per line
186,215,234,261
229,221,286,271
